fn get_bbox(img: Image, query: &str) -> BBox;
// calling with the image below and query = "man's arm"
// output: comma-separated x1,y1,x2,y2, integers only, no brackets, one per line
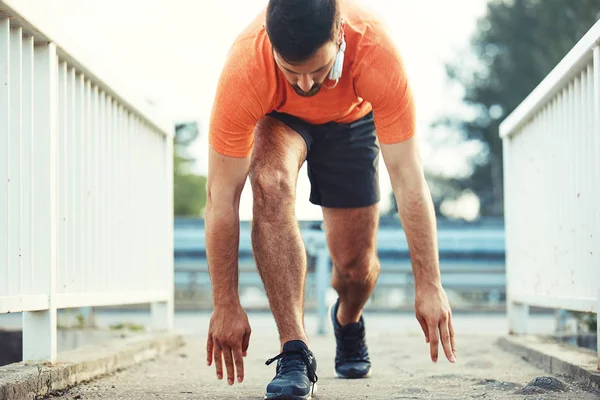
205,146,253,386
381,137,456,364
380,137,440,287
205,146,251,308
351,14,455,363
203,23,269,384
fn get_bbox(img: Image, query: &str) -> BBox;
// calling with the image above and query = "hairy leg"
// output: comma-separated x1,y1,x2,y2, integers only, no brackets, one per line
323,205,380,325
250,116,309,348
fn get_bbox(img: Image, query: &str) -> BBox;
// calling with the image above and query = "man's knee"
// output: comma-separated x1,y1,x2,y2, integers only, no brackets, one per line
333,252,380,283
250,165,295,215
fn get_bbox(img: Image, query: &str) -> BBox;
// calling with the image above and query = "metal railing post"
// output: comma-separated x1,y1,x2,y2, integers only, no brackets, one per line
508,303,529,335
22,42,58,363
502,130,529,336
0,19,9,309
315,244,330,336
593,44,600,368
152,134,174,331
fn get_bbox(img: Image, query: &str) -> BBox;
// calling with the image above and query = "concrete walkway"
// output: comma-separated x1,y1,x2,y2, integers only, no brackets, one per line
51,331,599,399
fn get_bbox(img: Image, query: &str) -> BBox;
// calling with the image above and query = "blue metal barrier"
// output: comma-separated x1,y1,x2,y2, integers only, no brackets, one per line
173,218,506,335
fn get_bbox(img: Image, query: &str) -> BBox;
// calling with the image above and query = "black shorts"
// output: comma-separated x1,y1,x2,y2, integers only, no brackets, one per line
267,110,380,208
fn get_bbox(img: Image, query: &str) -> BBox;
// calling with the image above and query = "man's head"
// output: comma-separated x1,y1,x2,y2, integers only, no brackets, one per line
266,0,343,97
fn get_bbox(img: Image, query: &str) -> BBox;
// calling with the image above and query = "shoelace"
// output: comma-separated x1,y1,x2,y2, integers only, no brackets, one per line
338,325,369,362
265,349,319,384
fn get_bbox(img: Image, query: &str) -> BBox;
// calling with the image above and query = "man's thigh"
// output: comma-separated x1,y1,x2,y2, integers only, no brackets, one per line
322,204,379,268
308,111,380,208
262,110,380,210
250,115,308,183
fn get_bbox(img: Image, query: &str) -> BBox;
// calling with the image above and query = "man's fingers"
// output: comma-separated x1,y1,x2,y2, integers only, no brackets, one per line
206,335,214,366
233,346,245,383
417,316,429,343
439,318,455,363
214,341,224,380
449,314,457,357
222,344,235,385
242,330,251,357
427,321,439,362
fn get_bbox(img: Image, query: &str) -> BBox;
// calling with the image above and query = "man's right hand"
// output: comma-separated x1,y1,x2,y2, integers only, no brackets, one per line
206,305,252,385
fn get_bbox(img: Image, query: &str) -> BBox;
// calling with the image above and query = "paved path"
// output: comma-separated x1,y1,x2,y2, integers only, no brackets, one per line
49,331,599,399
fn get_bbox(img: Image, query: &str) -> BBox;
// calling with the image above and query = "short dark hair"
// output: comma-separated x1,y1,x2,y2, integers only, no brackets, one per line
266,0,340,64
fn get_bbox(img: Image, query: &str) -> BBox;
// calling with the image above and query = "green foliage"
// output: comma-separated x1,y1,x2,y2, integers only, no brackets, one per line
109,322,146,332
434,0,600,216
173,122,207,217
571,311,598,333
75,313,85,329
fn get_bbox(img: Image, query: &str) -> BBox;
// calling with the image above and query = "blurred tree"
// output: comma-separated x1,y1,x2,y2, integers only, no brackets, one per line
431,0,600,217
173,122,207,216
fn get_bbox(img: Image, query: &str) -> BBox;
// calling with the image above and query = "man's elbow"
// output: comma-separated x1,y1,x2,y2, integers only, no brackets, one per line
206,180,243,218
390,163,431,209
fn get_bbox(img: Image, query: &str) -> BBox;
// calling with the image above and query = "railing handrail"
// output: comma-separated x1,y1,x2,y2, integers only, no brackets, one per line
0,0,173,137
499,19,600,139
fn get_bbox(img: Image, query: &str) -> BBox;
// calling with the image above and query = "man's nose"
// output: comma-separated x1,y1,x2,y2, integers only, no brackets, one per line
297,75,314,92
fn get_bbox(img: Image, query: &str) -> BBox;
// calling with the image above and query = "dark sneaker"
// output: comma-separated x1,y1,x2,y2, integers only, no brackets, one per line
264,340,318,400
330,299,371,378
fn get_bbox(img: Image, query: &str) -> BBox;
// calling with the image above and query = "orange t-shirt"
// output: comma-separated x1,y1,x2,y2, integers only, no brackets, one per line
209,0,416,158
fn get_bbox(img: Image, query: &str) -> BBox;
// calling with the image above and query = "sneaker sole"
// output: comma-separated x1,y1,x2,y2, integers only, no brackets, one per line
264,383,317,400
328,300,373,379
334,368,373,379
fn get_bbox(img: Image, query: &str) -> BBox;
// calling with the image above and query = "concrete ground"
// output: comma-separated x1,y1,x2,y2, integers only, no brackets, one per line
47,330,599,400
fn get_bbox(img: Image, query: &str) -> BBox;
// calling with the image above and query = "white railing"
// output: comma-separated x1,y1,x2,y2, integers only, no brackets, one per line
0,0,174,362
500,20,600,365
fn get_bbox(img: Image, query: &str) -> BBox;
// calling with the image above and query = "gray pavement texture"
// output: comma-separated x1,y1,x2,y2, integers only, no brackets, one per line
0,332,184,400
47,332,600,400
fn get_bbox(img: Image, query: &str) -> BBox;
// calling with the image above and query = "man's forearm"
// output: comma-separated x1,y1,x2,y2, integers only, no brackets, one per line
393,176,441,288
205,198,242,308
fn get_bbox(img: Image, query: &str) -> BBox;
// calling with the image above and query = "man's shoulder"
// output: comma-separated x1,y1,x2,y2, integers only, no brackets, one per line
222,8,273,75
230,8,268,51
342,0,398,69
341,0,390,35
212,7,276,126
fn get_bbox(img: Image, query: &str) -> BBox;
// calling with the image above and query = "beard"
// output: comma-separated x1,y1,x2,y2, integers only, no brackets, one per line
292,82,323,97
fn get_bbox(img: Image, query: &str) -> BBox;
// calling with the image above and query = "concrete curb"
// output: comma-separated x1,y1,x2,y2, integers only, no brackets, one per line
0,331,185,400
497,335,600,390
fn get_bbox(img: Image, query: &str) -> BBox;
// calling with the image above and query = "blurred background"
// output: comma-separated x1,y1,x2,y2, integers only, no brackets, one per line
1,0,598,366
164,0,598,314
48,0,595,222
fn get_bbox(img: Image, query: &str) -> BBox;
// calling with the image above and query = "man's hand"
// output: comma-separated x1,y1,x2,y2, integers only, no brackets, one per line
415,283,456,363
206,305,252,385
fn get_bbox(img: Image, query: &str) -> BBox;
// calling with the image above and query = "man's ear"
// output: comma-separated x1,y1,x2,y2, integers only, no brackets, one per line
338,19,346,44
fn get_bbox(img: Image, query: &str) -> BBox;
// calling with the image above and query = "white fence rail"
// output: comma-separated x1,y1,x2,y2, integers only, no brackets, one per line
0,0,174,362
500,20,600,365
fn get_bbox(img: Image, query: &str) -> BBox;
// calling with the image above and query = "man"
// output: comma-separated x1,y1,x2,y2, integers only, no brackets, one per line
205,0,456,398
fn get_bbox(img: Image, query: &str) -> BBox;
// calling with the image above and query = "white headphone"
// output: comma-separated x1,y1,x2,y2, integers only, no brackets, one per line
325,33,346,89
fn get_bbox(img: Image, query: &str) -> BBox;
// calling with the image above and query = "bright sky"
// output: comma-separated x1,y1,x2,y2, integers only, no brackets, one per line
50,0,487,220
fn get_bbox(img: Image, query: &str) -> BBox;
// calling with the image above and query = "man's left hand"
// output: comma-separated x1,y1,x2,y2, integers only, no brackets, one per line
415,283,456,363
